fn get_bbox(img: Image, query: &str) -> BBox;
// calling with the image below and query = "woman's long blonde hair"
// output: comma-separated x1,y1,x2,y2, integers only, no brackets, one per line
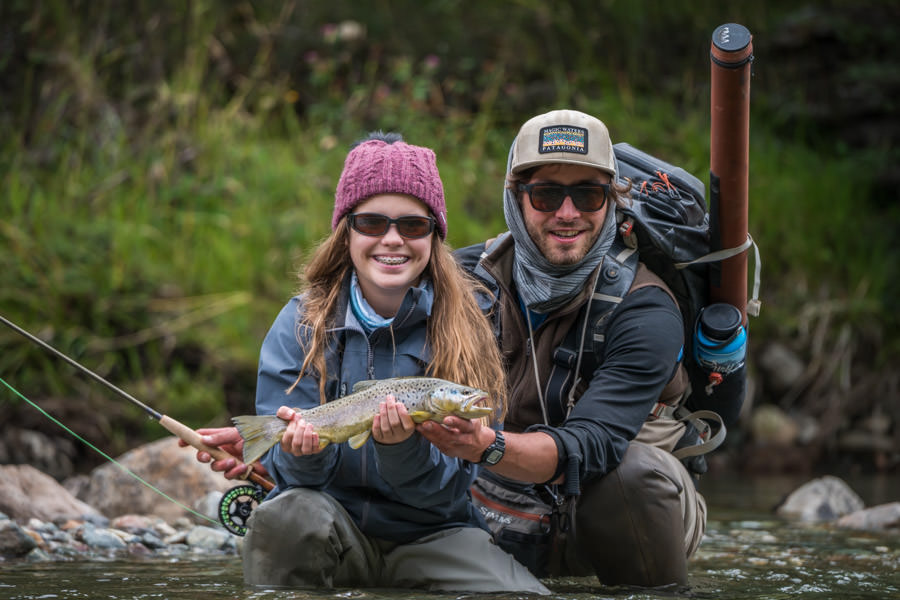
288,219,507,420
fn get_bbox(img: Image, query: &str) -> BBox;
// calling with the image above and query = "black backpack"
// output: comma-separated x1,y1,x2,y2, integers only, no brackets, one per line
611,143,754,424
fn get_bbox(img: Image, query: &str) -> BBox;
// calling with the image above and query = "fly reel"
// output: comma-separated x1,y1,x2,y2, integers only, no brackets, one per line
219,483,266,536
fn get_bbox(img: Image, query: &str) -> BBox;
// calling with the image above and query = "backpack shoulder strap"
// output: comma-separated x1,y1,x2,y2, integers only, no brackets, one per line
631,263,676,305
543,235,638,425
453,232,511,338
544,231,692,424
623,258,692,408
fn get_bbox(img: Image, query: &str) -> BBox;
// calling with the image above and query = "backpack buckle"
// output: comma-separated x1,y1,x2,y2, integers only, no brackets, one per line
649,402,678,420
552,347,578,369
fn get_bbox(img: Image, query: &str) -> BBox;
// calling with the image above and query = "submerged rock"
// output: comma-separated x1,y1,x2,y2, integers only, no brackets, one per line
775,475,865,522
835,502,900,532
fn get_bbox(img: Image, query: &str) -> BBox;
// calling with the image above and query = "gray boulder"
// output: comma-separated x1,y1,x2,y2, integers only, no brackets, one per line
835,502,900,532
0,464,102,522
75,437,234,523
775,475,865,522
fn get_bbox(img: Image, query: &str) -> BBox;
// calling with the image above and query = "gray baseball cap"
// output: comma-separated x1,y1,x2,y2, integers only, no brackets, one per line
510,109,616,177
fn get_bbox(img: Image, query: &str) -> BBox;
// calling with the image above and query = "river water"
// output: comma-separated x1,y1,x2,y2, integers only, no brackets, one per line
0,474,897,600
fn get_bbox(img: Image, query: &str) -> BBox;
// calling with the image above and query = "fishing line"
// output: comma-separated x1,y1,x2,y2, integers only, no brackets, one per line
0,375,220,527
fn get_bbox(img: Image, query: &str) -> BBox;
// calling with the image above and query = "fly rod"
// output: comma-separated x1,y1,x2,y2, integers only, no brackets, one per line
0,314,273,492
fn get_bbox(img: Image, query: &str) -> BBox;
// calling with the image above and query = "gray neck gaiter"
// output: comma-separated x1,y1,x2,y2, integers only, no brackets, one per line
503,142,618,314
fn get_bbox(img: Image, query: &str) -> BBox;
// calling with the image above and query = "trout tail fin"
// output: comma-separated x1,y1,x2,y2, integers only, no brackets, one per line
232,415,287,465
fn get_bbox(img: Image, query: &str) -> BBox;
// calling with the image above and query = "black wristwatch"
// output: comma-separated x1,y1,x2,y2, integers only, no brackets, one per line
478,430,506,466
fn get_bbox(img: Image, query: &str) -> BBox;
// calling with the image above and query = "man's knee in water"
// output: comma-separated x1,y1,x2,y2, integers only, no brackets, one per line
572,443,689,587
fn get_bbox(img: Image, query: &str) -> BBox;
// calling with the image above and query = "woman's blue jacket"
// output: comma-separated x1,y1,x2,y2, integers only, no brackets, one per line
256,279,486,543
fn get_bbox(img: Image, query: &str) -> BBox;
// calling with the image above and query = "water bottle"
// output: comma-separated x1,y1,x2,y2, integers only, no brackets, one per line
690,303,747,426
694,303,746,373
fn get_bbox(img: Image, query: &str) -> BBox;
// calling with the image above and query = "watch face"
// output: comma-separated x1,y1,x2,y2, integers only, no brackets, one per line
485,449,503,465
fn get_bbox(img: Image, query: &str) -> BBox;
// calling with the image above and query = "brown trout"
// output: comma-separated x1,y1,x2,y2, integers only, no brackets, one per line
233,376,492,465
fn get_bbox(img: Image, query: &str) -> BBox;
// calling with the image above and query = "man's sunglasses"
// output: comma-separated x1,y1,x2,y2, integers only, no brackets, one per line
348,213,435,239
517,182,612,213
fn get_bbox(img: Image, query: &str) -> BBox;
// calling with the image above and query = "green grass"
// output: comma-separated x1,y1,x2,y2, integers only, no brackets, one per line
2,92,891,421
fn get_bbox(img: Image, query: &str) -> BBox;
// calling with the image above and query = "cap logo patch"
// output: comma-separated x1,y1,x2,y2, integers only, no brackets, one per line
538,125,588,155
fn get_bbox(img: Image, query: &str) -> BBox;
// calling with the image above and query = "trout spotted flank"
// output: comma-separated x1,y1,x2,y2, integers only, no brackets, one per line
233,376,492,465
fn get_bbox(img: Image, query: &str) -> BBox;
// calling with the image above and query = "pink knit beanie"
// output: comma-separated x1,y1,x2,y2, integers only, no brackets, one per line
332,139,448,239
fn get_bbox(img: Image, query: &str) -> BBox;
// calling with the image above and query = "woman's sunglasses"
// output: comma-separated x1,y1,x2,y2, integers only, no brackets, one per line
517,182,611,212
348,213,435,239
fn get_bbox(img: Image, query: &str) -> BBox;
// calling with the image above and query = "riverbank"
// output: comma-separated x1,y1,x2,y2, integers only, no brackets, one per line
0,437,245,563
3,461,898,566
0,511,239,563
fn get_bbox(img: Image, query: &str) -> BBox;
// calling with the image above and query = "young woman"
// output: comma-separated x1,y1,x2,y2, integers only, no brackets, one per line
240,133,548,594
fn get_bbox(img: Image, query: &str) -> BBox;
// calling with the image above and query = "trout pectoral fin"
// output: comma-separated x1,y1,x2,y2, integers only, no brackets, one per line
408,410,434,423
348,430,371,449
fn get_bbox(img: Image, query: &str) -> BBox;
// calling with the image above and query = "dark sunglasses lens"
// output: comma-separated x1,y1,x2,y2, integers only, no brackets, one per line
529,185,608,212
529,186,565,211
350,214,434,238
351,214,390,235
395,216,434,238
571,186,609,211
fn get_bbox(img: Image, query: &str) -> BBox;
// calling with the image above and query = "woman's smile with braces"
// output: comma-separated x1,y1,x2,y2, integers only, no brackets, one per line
375,255,409,265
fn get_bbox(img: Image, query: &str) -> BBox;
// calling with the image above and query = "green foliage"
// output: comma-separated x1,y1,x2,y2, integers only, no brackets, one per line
1,0,896,459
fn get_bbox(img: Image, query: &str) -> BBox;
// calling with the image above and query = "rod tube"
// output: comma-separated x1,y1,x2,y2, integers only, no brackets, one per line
709,23,753,323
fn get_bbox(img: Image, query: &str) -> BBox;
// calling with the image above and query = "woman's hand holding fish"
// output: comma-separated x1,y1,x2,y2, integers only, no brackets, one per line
278,405,324,456
372,395,416,445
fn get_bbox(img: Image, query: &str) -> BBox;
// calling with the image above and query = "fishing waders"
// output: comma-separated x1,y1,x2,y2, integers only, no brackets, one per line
243,487,550,594
562,442,706,587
